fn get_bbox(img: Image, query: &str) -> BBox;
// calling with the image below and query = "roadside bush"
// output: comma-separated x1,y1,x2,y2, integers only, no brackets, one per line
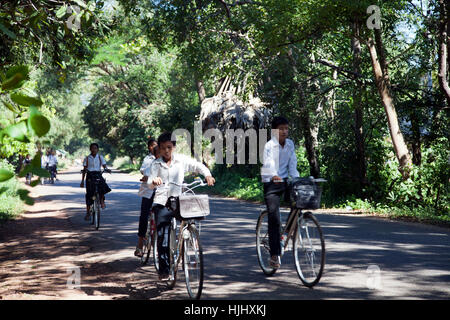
0,160,23,222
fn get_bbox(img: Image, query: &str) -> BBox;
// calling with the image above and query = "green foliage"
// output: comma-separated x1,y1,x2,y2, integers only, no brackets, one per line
0,160,23,221
209,164,264,202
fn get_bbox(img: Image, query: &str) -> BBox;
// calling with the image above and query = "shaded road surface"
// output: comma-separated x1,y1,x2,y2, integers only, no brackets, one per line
1,168,449,299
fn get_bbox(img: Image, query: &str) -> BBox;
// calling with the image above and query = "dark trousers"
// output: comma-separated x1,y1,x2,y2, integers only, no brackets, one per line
85,171,110,206
138,194,155,238
153,204,174,274
263,180,289,256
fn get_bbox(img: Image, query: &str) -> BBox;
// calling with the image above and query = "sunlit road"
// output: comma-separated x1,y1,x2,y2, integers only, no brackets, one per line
23,168,450,299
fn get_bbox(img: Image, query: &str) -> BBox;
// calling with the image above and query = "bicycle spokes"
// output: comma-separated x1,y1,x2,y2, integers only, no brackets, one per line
293,213,325,287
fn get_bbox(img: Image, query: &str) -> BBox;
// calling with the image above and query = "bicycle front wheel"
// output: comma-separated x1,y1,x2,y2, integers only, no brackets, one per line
92,196,101,230
256,210,277,276
183,224,204,300
152,222,159,272
293,212,325,287
166,220,177,289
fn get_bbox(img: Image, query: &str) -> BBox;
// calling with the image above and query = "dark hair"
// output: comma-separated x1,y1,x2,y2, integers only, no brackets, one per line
271,116,289,129
157,132,176,147
147,138,156,146
90,143,99,149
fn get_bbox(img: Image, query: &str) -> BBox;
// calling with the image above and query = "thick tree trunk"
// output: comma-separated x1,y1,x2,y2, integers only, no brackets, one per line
287,47,320,178
367,30,412,178
352,22,367,189
196,79,206,103
438,0,450,106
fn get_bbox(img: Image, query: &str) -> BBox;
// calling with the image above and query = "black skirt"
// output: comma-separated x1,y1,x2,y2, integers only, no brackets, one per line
85,171,111,205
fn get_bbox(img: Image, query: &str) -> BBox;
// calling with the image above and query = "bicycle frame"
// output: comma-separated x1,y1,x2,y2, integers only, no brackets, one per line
170,218,197,272
279,208,301,256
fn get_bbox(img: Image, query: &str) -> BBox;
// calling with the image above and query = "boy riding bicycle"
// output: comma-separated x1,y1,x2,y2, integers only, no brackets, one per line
261,116,300,269
147,132,215,280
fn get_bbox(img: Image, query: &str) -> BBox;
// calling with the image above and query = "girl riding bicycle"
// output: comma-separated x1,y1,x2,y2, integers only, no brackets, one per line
147,132,215,280
261,116,300,269
80,143,112,221
134,138,159,258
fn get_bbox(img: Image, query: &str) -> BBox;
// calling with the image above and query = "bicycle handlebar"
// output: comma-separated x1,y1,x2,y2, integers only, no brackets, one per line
167,177,207,188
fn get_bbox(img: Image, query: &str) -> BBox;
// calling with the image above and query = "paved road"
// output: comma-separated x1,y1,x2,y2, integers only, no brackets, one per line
28,168,450,299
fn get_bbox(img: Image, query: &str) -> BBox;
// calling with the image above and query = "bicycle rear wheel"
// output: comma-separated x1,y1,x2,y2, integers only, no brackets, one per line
183,224,204,300
256,210,277,276
293,212,325,287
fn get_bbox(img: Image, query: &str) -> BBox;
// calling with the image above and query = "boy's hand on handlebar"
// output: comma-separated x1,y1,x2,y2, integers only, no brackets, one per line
272,176,283,183
152,177,163,186
205,176,215,186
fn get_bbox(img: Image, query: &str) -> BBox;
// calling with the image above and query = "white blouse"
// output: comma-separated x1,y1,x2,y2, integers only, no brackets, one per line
83,154,106,172
147,153,211,206
139,154,156,199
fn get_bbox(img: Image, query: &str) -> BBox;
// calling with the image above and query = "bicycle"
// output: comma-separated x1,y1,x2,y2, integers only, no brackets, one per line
256,177,326,287
48,165,57,184
82,169,111,230
140,208,159,272
162,177,210,300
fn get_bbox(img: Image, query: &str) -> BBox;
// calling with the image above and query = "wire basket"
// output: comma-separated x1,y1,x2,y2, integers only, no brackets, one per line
178,194,210,219
291,178,322,209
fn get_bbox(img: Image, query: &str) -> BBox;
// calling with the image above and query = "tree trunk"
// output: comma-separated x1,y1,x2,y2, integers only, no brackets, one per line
437,0,450,106
196,79,206,103
352,21,367,189
367,30,412,178
287,47,320,178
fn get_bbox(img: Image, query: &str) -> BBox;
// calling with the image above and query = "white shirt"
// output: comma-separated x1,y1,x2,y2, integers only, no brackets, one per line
140,154,156,175
41,155,48,168
47,155,58,166
261,136,300,183
147,153,212,206
83,154,106,172
139,154,156,199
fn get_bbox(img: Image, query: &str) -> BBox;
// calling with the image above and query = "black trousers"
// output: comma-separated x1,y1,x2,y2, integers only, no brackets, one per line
263,180,290,256
153,204,174,275
138,194,154,238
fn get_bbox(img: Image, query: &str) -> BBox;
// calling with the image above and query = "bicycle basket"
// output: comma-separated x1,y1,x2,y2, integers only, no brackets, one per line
291,178,322,209
178,194,210,219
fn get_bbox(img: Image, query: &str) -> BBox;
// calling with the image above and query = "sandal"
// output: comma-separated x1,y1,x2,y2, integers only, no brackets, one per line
84,213,91,221
269,256,281,269
134,246,144,258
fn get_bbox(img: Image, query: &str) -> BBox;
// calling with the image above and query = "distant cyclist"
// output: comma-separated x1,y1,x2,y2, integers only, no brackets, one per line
80,143,111,221
47,149,58,183
23,154,32,185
